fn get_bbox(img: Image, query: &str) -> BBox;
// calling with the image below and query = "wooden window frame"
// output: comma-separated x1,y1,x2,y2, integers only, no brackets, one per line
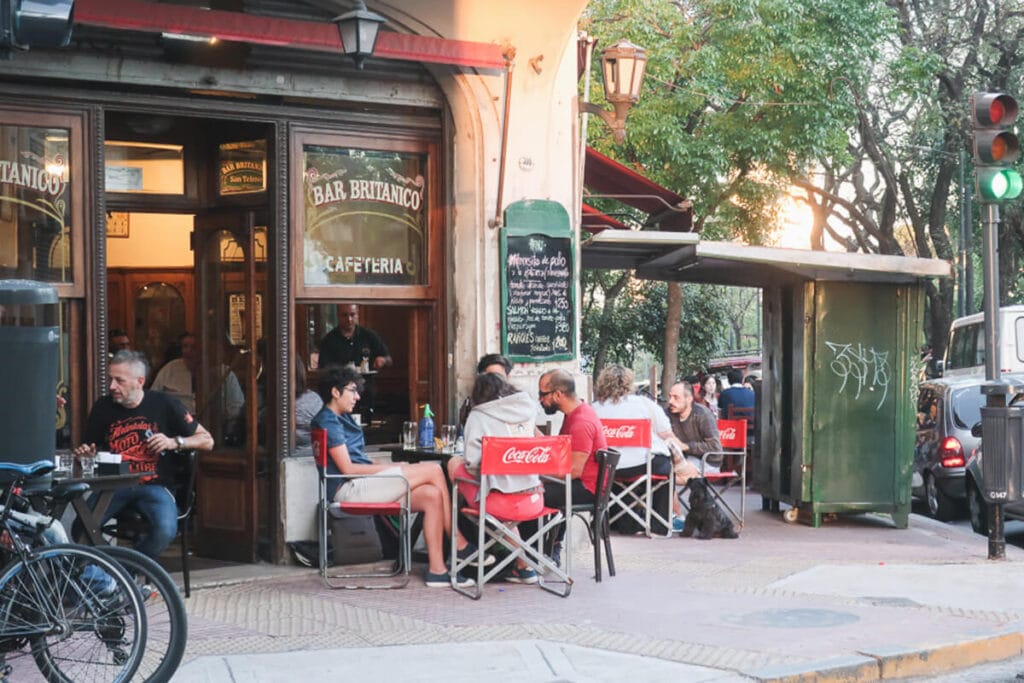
0,109,86,298
289,128,442,301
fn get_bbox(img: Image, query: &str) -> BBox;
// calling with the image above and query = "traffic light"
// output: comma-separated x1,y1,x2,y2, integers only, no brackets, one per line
972,92,1023,202
0,0,74,50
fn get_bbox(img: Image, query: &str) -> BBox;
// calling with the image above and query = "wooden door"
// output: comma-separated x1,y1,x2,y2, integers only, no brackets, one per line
192,209,268,561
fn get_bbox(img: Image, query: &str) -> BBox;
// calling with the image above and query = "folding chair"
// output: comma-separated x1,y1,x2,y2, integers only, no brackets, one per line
699,419,747,528
602,419,673,537
725,404,756,476
311,428,411,589
450,435,573,599
571,448,620,582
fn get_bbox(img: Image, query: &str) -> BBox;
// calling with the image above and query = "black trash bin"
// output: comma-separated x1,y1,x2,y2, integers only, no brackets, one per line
0,280,58,465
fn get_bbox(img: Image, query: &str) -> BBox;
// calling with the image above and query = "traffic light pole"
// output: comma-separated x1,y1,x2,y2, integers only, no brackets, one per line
982,202,1006,560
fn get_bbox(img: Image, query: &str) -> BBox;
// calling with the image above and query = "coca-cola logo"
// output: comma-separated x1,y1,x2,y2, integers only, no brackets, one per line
501,446,553,464
603,425,637,440
721,427,737,441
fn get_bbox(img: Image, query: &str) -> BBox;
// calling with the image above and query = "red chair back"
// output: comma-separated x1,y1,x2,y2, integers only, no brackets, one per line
479,435,572,476
717,419,747,450
311,427,328,469
599,419,651,449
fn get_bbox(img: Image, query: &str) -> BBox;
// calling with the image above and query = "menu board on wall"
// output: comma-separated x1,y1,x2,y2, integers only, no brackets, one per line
501,200,575,362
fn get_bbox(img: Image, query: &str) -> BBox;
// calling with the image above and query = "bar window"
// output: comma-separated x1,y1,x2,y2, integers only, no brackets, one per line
301,145,427,287
105,141,184,194
0,124,73,284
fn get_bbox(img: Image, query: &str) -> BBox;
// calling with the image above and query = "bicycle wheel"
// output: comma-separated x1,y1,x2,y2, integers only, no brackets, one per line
98,546,187,683
0,544,145,683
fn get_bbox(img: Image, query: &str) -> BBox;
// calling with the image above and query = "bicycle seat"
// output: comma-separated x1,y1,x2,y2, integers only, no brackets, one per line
0,460,54,478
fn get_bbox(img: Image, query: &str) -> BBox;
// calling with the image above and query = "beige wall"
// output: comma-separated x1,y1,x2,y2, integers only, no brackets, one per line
106,212,193,268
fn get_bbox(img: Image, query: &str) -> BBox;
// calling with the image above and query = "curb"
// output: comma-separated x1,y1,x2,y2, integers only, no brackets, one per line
746,629,1024,682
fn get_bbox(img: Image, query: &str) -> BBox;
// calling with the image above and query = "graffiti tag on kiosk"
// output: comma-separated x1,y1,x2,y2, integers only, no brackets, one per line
824,341,891,410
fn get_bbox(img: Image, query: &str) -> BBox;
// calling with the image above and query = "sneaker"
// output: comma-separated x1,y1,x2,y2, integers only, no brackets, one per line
456,543,495,567
425,570,475,588
672,516,686,533
504,566,539,584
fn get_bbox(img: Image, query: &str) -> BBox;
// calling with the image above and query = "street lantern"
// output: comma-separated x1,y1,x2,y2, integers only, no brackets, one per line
333,0,386,70
581,39,648,144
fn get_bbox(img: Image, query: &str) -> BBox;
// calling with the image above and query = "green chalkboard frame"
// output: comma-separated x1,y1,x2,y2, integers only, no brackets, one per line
500,200,575,363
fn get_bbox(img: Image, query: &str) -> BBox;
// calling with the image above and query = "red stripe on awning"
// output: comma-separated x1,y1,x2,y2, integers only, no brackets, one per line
75,0,507,70
584,146,692,231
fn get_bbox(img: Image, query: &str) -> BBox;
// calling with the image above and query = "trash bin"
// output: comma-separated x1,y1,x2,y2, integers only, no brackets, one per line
979,405,1024,504
0,280,58,465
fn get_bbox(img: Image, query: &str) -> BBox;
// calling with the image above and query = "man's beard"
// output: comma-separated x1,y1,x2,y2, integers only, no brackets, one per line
543,403,559,415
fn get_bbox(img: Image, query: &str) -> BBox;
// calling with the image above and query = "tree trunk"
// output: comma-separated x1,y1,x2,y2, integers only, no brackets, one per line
661,281,682,398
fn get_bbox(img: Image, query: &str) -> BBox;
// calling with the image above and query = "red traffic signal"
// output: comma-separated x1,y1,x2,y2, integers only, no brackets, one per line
973,93,1019,127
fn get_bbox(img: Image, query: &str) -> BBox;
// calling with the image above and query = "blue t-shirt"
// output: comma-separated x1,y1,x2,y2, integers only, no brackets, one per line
718,386,755,419
311,407,367,499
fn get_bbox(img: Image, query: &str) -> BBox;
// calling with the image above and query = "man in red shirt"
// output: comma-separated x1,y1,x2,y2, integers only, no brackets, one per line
537,368,608,562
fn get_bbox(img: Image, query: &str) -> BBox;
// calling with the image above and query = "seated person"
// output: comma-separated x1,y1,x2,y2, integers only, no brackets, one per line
293,356,323,457
74,350,214,558
447,372,542,584
718,369,755,421
592,364,683,535
667,380,722,531
151,332,244,439
311,365,487,588
458,353,513,426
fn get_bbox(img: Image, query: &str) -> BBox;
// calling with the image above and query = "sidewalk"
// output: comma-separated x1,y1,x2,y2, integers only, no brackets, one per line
172,493,1024,682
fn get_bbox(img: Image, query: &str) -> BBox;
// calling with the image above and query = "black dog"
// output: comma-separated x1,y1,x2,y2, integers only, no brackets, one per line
681,478,739,540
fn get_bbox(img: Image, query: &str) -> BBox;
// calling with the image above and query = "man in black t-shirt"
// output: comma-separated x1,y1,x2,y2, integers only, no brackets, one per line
318,304,391,417
75,350,214,558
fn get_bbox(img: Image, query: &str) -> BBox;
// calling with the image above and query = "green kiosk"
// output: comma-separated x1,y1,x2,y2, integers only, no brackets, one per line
583,233,952,528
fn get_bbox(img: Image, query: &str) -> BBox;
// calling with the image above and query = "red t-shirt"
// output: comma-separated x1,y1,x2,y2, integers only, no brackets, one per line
559,401,607,494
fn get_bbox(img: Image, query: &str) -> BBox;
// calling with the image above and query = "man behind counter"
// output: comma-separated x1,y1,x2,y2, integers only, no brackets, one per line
318,304,392,371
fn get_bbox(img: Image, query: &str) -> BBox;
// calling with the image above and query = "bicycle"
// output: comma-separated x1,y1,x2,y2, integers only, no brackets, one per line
0,459,146,682
16,470,188,683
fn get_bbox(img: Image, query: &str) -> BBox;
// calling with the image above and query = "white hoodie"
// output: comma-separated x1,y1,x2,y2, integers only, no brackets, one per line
463,390,541,494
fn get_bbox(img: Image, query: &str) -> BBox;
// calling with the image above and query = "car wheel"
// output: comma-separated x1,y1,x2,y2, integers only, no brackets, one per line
924,472,961,521
967,478,989,536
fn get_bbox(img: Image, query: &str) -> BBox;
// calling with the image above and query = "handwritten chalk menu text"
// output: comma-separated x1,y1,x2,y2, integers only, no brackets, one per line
502,233,574,361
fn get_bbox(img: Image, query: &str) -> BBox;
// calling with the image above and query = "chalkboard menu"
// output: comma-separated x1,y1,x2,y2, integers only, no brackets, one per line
501,200,575,362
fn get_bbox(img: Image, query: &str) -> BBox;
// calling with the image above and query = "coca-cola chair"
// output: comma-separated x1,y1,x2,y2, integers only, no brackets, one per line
571,447,621,582
311,427,411,589
602,418,673,537
449,434,573,599
692,418,747,528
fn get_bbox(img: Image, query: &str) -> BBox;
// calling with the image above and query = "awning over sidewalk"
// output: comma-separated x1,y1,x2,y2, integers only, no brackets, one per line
583,147,693,232
582,230,952,285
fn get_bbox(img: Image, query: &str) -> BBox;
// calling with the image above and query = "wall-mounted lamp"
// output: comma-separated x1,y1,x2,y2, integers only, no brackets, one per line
580,39,648,144
333,0,386,69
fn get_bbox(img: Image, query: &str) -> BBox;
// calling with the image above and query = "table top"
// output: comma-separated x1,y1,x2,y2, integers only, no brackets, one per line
56,470,154,487
385,445,456,463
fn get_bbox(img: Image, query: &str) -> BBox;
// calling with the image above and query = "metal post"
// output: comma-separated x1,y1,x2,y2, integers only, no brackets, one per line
959,151,967,318
982,203,1005,560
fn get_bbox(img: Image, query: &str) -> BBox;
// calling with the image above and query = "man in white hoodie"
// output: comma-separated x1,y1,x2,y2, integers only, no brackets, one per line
447,373,543,584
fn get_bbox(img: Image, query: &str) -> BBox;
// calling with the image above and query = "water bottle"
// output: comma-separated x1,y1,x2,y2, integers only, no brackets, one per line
417,404,435,448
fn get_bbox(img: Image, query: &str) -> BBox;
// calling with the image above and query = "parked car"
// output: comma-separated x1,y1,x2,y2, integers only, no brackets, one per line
964,385,1024,535
912,377,988,520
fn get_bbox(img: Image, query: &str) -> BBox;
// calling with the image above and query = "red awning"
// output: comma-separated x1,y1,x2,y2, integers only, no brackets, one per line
581,203,629,233
75,0,507,70
584,147,692,232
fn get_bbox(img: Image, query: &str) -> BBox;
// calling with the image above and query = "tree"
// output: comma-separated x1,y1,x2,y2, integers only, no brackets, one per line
581,0,892,378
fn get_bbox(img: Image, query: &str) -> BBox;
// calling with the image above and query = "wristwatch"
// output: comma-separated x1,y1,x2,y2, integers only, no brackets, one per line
175,435,185,449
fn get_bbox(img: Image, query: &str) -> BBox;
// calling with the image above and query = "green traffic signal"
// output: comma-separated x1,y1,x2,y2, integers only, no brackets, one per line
977,167,1024,201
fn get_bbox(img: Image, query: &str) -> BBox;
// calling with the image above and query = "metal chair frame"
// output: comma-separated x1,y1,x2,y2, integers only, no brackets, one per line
312,428,411,589
571,448,620,582
697,418,747,528
602,419,673,537
450,435,573,599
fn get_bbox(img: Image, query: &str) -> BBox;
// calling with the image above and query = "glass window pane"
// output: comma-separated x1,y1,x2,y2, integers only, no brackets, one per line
0,124,72,283
104,141,184,194
302,145,427,286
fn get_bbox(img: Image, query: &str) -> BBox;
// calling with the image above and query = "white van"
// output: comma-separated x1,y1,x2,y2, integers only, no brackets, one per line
943,305,1024,377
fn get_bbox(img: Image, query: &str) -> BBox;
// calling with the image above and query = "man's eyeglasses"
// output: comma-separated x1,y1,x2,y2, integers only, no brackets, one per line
538,389,555,399
342,385,360,394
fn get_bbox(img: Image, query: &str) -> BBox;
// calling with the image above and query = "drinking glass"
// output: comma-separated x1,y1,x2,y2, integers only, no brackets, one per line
441,424,457,453
54,451,73,479
79,453,96,478
402,421,418,450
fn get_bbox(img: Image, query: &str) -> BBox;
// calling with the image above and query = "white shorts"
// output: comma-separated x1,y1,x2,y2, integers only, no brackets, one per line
333,466,407,503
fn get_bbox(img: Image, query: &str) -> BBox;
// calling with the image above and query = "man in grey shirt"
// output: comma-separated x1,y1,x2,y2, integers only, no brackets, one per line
667,381,722,470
